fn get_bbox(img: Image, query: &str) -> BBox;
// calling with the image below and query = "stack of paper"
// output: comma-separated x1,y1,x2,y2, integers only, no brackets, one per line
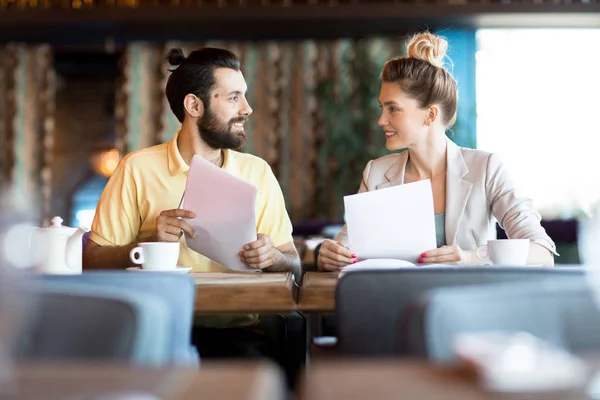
339,258,417,277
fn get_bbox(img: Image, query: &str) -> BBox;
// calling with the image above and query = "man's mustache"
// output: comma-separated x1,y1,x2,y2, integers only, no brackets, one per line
230,117,248,124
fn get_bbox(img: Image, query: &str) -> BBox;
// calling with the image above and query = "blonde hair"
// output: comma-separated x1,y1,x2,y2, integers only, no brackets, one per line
381,32,458,127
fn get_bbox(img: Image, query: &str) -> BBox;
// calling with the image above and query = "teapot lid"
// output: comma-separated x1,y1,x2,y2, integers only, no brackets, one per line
36,216,77,235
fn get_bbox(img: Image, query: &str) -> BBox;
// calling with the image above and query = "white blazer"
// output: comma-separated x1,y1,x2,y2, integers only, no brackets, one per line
336,138,557,255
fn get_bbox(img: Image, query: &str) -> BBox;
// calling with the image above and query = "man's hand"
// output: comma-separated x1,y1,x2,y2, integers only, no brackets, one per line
240,233,280,270
152,209,196,242
419,244,464,264
317,239,356,271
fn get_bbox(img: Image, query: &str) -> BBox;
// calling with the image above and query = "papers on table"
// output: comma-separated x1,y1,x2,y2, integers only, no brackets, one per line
343,179,437,264
342,259,416,270
339,258,417,277
182,155,257,271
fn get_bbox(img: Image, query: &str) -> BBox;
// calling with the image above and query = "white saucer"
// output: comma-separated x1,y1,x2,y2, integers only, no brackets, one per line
126,266,192,273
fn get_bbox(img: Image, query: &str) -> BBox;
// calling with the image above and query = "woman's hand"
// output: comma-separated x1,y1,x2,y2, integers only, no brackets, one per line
419,244,465,264
317,240,356,271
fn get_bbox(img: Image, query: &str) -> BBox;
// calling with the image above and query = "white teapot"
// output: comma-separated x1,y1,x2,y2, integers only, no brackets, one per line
34,216,90,274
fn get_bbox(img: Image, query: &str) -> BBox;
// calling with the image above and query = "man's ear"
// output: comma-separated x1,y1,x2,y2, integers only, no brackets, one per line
424,105,440,126
183,94,204,118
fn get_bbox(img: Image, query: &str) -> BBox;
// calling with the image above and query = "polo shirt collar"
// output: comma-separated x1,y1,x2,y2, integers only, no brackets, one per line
167,131,236,176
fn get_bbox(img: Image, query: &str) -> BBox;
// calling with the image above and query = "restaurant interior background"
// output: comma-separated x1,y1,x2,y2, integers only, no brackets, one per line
1,0,598,265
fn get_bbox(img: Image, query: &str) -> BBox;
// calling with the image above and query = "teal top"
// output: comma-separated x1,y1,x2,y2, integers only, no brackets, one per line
435,212,447,248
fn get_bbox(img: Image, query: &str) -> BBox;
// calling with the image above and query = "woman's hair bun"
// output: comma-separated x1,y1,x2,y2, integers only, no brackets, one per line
406,32,448,69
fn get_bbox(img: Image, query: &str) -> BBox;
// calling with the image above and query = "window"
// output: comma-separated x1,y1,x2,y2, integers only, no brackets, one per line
476,29,600,219
70,175,108,228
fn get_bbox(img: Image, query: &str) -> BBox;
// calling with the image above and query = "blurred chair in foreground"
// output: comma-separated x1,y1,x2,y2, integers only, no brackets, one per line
335,266,585,356
15,280,171,366
34,272,199,366
401,279,600,364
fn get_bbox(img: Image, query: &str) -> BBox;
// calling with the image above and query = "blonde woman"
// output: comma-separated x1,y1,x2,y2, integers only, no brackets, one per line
318,32,556,271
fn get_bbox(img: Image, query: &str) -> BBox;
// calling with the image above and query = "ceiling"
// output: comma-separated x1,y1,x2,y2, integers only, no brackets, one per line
2,2,599,45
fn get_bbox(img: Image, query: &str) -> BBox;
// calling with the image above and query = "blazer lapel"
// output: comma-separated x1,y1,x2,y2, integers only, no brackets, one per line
376,150,409,190
445,139,473,245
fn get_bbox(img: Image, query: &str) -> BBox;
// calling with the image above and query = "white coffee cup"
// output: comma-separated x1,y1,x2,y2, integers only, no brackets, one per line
476,239,530,266
129,242,180,271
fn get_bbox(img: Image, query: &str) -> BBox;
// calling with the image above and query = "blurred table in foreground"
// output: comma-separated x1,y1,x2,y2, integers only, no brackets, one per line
301,359,597,400
297,272,339,312
13,361,284,400
191,272,297,314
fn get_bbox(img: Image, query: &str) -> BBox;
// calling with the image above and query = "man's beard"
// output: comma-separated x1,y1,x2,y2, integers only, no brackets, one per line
197,108,247,150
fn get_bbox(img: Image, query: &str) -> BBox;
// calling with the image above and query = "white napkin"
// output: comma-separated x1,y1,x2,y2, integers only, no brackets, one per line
453,331,587,393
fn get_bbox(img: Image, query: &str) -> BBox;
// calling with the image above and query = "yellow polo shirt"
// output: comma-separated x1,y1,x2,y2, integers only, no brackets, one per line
90,133,294,328
90,132,294,273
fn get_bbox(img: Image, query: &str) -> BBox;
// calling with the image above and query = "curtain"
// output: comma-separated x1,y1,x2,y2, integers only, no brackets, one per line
0,44,55,225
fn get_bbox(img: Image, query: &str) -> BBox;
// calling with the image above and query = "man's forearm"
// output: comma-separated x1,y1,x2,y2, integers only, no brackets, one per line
263,250,301,279
83,237,152,270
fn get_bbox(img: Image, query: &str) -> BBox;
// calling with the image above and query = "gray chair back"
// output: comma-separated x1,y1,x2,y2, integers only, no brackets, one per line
16,280,171,366
403,279,600,364
37,271,198,366
335,266,585,356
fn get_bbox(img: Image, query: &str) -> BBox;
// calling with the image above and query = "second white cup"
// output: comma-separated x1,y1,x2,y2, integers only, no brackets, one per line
476,239,530,266
129,242,180,271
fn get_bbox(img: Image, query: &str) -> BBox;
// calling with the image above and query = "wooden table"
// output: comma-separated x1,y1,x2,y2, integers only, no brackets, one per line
11,361,284,400
297,272,339,312
191,272,297,314
300,360,595,400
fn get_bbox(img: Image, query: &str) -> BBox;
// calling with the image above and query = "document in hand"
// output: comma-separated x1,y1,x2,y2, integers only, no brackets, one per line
344,179,437,264
182,155,258,271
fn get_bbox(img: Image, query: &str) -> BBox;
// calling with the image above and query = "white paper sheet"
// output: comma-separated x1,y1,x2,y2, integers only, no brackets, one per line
344,179,437,264
182,155,257,271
